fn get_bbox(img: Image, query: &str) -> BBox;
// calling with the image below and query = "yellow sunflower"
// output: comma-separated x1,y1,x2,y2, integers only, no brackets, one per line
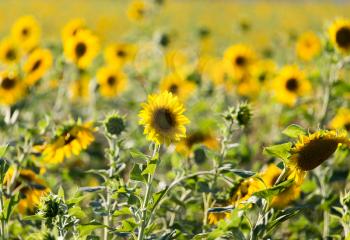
251,59,276,87
176,130,219,156
296,31,321,61
61,18,86,41
42,122,95,164
329,108,350,131
127,0,149,22
69,74,91,103
223,44,256,80
208,211,231,225
104,43,137,66
209,59,234,91
23,48,53,86
96,65,127,98
229,178,261,207
288,130,350,185
11,15,41,52
236,76,260,98
273,65,311,106
0,71,26,106
4,168,49,215
159,72,196,101
63,29,99,69
139,91,190,145
260,164,301,208
329,18,350,53
0,37,21,65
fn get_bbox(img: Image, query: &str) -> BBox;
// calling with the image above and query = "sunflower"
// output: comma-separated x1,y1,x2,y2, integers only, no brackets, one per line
176,130,219,156
159,72,196,101
42,122,95,164
11,15,41,52
61,18,86,41
229,178,261,207
296,31,321,61
139,91,190,145
127,0,149,22
260,164,301,208
288,130,350,185
251,59,276,87
104,43,137,66
329,18,350,53
4,168,49,214
236,76,260,98
223,44,256,80
0,71,26,106
0,37,21,64
96,65,127,98
209,59,234,91
69,74,91,102
329,108,350,131
273,65,311,106
208,211,231,225
63,29,99,69
23,48,53,86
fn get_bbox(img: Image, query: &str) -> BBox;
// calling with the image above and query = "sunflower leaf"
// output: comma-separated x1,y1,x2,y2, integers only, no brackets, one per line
282,124,306,138
253,179,294,198
263,143,292,161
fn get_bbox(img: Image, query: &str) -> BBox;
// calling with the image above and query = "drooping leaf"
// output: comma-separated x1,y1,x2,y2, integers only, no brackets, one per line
130,150,149,163
230,169,256,178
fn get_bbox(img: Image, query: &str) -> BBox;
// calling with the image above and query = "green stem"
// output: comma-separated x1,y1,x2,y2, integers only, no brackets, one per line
0,187,5,239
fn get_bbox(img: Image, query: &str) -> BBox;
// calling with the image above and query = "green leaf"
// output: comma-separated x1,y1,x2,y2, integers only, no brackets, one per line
141,163,157,176
263,143,292,161
68,206,86,219
58,186,65,199
113,207,132,217
119,218,137,232
130,150,149,163
254,179,294,199
150,188,168,212
266,207,303,234
22,215,45,221
4,194,19,221
66,195,85,205
0,158,9,182
0,145,8,158
230,169,256,178
192,233,209,240
130,164,145,182
78,222,106,237
282,124,306,138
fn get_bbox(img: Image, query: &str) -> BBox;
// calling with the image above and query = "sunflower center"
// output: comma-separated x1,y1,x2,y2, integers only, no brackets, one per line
344,122,350,132
1,77,16,90
235,56,246,66
295,138,339,171
64,133,76,144
286,78,299,92
153,108,176,131
107,76,116,86
75,42,87,58
5,49,16,61
31,59,42,72
186,132,206,148
116,50,126,58
258,72,267,82
336,27,350,48
21,28,29,36
168,84,178,94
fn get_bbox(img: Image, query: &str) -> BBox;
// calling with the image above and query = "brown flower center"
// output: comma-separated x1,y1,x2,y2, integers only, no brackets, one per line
107,76,116,86
345,122,350,132
64,133,76,144
117,49,126,57
5,49,16,61
22,28,29,36
168,84,178,94
235,56,246,66
286,78,299,92
153,108,176,131
336,27,350,49
1,77,16,90
31,59,42,72
75,42,87,58
186,132,206,148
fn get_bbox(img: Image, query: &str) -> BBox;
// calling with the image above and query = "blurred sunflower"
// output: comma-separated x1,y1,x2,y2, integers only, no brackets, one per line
63,29,99,69
159,72,196,101
250,59,276,90
61,18,86,41
127,0,149,22
261,164,301,208
288,130,350,185
229,178,260,207
164,50,189,71
23,48,53,86
96,65,127,98
139,91,190,145
0,37,21,65
208,211,231,225
236,77,260,98
69,75,90,103
209,59,233,91
104,43,137,66
0,71,26,106
329,18,350,53
329,108,350,131
176,130,219,156
273,65,311,106
4,168,49,215
42,122,95,164
223,44,256,80
11,15,41,52
296,31,321,61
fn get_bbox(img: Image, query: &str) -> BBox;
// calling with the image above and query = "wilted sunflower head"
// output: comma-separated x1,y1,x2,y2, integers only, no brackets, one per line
329,18,350,53
138,91,190,145
288,130,350,185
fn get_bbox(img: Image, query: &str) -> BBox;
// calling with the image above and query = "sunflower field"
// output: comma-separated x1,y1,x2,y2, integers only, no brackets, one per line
1,0,350,239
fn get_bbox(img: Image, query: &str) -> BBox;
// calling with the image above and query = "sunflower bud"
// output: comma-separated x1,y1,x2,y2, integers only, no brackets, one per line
104,113,126,136
235,103,252,127
193,146,206,164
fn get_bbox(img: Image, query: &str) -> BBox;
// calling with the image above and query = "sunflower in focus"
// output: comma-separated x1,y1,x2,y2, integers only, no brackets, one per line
223,44,256,80
159,72,196,101
11,15,41,52
288,130,350,185
176,130,219,156
127,0,149,22
104,43,137,66
42,122,95,164
23,48,53,86
69,75,91,103
260,164,301,208
273,65,311,106
4,168,49,215
139,91,190,145
329,18,350,53
0,37,21,65
61,18,86,41
329,108,350,131
296,31,321,61
0,71,26,106
96,65,127,98
63,29,99,69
